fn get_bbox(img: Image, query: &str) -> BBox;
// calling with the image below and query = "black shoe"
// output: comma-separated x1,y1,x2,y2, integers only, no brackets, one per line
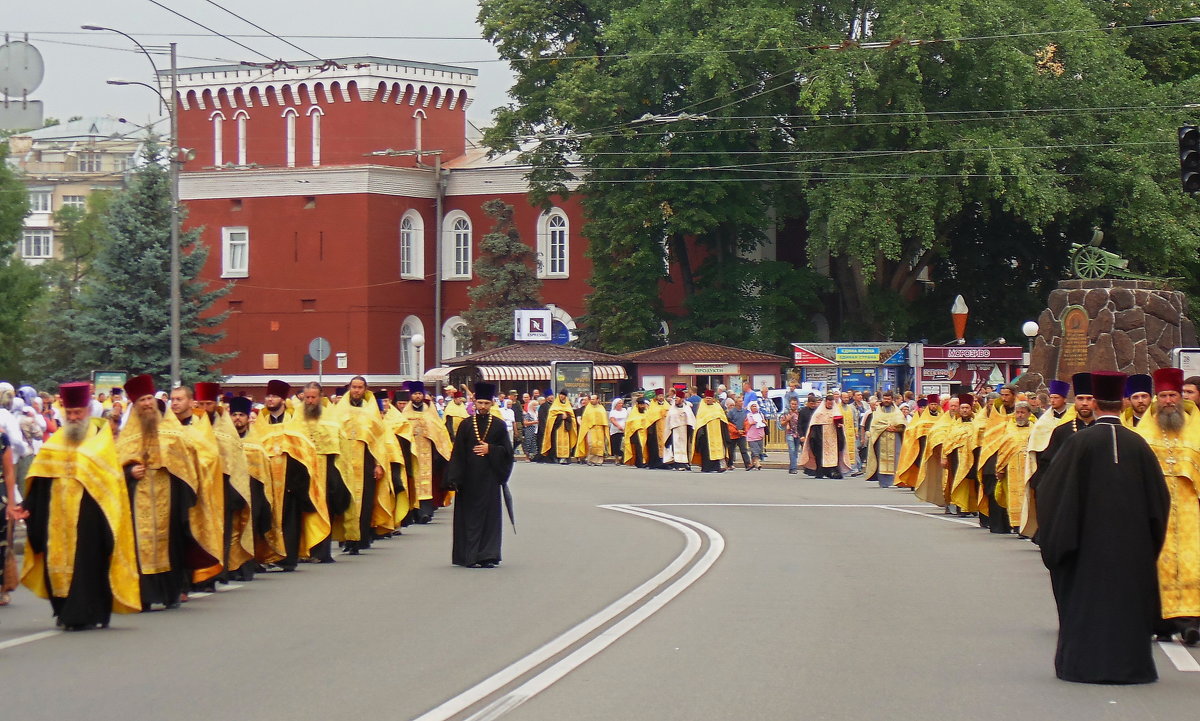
829,472,843,479
479,562,496,569
319,557,337,564
1184,626,1200,647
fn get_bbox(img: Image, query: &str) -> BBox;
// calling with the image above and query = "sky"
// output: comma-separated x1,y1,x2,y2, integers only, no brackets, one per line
2,0,514,129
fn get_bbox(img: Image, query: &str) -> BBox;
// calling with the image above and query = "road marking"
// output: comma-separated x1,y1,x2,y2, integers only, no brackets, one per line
0,629,61,651
410,504,724,721
1159,641,1200,672
877,505,981,526
638,503,929,508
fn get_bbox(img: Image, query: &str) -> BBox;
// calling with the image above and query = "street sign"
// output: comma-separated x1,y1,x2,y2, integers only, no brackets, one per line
1173,347,1200,377
308,337,331,362
551,361,594,398
791,344,835,366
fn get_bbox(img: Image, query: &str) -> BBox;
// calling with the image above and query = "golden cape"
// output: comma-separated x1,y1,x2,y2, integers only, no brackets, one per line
164,411,225,582
22,422,141,615
622,407,652,465
863,405,906,481
443,400,469,436
210,410,255,572
239,420,287,562
115,412,200,575
690,401,729,465
994,422,1032,527
336,392,398,534
896,409,938,488
272,409,335,552
575,403,612,458
540,398,578,458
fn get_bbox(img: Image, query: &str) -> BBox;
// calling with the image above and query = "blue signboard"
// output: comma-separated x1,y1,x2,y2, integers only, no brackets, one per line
550,320,571,345
883,347,908,366
838,367,877,391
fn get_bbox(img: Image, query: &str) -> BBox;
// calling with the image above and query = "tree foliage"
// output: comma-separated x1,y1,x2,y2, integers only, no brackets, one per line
0,141,42,382
20,193,111,387
458,199,544,350
67,145,231,387
480,0,1200,345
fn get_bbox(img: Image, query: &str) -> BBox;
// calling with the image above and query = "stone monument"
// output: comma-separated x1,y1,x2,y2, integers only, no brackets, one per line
1020,279,1196,392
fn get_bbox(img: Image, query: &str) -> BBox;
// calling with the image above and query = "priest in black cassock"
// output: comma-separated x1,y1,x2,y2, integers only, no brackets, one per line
447,382,514,569
1036,370,1170,684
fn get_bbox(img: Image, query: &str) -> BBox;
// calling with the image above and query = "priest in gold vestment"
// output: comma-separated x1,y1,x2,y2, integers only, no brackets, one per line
21,382,140,630
539,391,578,465
993,402,1034,531
116,375,201,609
863,390,906,488
164,387,226,588
229,396,285,567
194,382,255,583
336,377,397,553
1136,367,1200,644
276,383,339,566
575,394,612,466
895,396,941,488
390,382,446,525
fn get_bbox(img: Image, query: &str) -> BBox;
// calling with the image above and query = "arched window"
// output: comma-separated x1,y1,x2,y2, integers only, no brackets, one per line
233,110,249,166
442,316,471,361
442,211,472,280
399,315,425,378
308,106,323,166
537,209,570,278
400,210,425,279
210,111,225,166
283,108,298,168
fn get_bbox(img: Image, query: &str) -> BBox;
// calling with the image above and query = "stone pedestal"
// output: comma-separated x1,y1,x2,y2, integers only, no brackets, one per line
1018,280,1196,392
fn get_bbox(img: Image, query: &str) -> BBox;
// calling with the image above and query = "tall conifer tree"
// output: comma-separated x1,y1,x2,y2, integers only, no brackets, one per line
459,200,543,351
68,144,231,386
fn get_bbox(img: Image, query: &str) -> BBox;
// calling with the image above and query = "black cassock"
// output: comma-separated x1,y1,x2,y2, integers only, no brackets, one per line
1036,417,1170,684
447,413,514,567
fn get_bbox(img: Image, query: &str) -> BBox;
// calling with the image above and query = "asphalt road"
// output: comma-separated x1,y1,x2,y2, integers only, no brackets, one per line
2,461,1198,721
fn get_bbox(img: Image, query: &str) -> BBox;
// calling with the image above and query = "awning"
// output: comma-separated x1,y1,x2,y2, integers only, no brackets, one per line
422,366,453,384
476,364,628,382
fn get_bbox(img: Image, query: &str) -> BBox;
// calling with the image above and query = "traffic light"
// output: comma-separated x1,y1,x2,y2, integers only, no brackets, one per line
1182,126,1200,193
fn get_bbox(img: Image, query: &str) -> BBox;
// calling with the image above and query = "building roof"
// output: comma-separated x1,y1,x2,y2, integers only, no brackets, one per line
20,116,150,142
622,341,789,364
444,342,627,366
169,56,478,78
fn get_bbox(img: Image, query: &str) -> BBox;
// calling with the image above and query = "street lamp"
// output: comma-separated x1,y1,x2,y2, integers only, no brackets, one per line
1022,320,1040,368
86,25,183,388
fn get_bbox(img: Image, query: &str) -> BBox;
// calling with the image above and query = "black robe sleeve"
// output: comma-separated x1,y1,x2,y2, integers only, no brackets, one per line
1036,432,1088,569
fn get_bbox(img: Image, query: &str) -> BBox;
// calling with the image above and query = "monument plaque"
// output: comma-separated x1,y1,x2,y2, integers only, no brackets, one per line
1056,306,1089,382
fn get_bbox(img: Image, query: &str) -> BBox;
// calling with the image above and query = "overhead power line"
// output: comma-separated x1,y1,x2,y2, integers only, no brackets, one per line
143,0,277,62
199,0,325,63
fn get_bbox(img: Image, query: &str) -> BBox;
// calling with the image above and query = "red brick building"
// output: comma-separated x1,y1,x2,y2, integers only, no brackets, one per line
174,56,620,390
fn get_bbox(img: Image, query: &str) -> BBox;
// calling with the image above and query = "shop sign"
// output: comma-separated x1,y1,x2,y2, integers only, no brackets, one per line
791,345,836,366
838,367,877,390
802,367,838,383
835,346,880,363
679,362,739,375
883,347,908,365
922,346,1023,361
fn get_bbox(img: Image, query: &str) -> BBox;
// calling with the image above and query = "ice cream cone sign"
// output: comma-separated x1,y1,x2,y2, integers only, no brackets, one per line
951,295,969,341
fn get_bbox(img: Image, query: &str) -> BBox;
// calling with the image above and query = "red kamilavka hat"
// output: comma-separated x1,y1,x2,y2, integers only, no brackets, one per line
194,382,221,402
124,374,156,401
59,382,91,409
1153,367,1184,395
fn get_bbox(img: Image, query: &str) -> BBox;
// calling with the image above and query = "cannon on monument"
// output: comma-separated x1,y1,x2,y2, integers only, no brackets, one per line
1069,230,1180,281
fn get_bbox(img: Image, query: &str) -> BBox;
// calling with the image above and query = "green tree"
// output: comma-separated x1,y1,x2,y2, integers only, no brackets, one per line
458,200,544,350
67,144,231,386
480,0,1200,345
21,192,111,386
0,141,42,382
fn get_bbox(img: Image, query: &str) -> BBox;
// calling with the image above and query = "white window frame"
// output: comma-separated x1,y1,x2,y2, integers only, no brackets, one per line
77,152,102,173
21,229,53,259
442,315,471,361
210,111,225,166
399,314,425,378
400,209,425,280
221,226,250,278
536,209,570,278
62,195,86,209
283,108,298,168
441,211,472,280
234,110,249,166
28,190,52,213
308,106,323,167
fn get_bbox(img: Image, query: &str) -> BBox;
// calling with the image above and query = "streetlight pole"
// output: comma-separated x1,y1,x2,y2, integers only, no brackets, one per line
86,26,182,387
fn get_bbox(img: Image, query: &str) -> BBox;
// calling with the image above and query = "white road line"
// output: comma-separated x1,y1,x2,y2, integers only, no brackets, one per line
1158,641,1200,672
409,504,723,721
877,505,981,526
0,629,61,651
637,503,929,508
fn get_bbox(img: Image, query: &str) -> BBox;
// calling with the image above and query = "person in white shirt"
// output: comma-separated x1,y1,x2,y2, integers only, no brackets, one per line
608,398,629,460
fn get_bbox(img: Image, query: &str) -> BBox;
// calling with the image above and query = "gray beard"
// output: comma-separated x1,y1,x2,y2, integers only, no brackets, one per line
64,419,89,444
1016,419,1030,427
1159,406,1185,433
304,403,322,421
